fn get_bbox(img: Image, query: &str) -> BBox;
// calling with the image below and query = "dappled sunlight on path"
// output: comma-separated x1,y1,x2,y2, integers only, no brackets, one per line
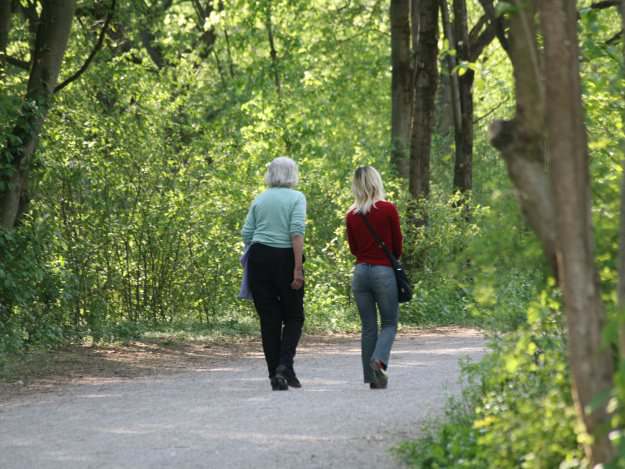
0,330,484,469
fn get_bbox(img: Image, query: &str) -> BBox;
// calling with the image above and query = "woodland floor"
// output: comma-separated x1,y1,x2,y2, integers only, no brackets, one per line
0,327,484,468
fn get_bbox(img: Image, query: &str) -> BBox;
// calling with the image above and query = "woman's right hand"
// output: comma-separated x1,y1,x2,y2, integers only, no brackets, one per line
291,268,304,290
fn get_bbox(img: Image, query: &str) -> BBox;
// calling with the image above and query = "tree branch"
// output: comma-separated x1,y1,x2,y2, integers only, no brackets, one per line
473,96,510,124
265,2,281,96
54,0,116,94
192,0,207,22
477,0,509,53
468,14,489,44
0,53,30,70
606,29,623,45
468,14,497,62
577,1,619,19
590,0,618,9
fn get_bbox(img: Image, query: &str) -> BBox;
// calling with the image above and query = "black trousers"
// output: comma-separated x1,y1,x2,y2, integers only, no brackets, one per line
248,243,305,378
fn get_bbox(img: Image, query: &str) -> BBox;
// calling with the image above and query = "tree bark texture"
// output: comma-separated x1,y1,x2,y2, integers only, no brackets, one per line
490,0,615,463
0,0,76,228
390,0,412,178
451,0,473,193
487,0,557,273
538,1,615,463
409,0,438,200
439,0,463,148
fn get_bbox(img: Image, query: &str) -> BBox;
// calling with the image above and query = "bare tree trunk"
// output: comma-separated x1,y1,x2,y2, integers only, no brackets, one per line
451,0,473,194
618,0,625,362
223,27,235,78
538,1,615,462
440,0,463,159
0,0,77,229
265,1,281,97
0,0,11,77
490,0,615,463
264,0,291,152
0,0,10,56
488,1,557,273
435,68,452,134
390,0,412,177
409,0,438,201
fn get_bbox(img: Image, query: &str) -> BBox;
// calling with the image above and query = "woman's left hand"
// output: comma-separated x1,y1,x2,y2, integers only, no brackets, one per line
291,268,304,290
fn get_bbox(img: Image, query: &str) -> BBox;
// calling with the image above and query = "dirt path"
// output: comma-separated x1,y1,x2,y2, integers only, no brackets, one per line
0,329,484,469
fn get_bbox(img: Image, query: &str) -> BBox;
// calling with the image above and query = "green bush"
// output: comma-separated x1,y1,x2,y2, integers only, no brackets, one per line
397,290,583,468
0,219,72,353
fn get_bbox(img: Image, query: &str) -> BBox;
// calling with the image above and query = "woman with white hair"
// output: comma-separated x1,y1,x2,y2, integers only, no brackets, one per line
242,156,306,391
345,166,403,389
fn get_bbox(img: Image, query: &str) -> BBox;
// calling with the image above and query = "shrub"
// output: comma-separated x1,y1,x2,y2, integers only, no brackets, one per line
397,290,583,468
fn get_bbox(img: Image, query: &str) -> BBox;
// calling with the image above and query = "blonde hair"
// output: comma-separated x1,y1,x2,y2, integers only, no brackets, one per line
350,166,385,214
264,156,299,188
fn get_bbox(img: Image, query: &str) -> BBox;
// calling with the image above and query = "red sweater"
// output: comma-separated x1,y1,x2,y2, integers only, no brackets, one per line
346,200,403,266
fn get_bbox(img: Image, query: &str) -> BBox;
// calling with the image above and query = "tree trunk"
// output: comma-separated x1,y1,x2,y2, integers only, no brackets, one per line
264,0,291,152
540,1,615,461
0,0,10,77
477,0,509,52
223,27,235,78
540,0,615,464
487,0,557,273
451,0,472,194
618,0,625,362
490,2,615,462
440,0,462,157
0,0,76,229
409,0,438,200
435,68,453,134
390,0,412,177
0,0,10,56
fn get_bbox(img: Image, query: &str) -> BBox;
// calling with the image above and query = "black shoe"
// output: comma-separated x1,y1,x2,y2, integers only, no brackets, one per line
270,375,288,391
369,382,387,389
277,364,301,388
370,360,388,388
276,364,301,388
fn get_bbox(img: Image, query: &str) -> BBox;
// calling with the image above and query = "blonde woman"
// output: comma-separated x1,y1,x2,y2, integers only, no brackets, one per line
345,166,403,389
242,157,306,391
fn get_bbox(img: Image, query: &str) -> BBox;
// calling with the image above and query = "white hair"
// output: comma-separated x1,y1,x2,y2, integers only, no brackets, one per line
350,166,386,214
264,156,299,188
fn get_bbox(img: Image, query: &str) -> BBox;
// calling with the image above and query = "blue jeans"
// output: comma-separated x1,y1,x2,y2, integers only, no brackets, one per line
352,264,399,383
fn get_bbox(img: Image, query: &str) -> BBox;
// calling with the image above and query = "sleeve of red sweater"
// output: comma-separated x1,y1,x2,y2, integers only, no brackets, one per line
389,203,403,259
345,212,358,256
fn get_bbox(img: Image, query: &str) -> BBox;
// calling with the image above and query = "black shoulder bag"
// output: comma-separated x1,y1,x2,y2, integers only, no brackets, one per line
358,212,412,303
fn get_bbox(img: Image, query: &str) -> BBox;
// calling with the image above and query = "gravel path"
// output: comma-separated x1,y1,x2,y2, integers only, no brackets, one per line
0,330,484,469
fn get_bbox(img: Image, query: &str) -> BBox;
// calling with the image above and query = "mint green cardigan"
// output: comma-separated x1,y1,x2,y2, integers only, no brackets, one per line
241,187,306,248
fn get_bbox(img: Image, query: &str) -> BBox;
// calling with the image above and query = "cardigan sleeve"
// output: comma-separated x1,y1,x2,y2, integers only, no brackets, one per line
388,203,403,259
241,203,256,245
345,212,358,256
289,192,306,236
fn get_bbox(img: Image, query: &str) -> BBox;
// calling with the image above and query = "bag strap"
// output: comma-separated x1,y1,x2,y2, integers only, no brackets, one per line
358,211,397,265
